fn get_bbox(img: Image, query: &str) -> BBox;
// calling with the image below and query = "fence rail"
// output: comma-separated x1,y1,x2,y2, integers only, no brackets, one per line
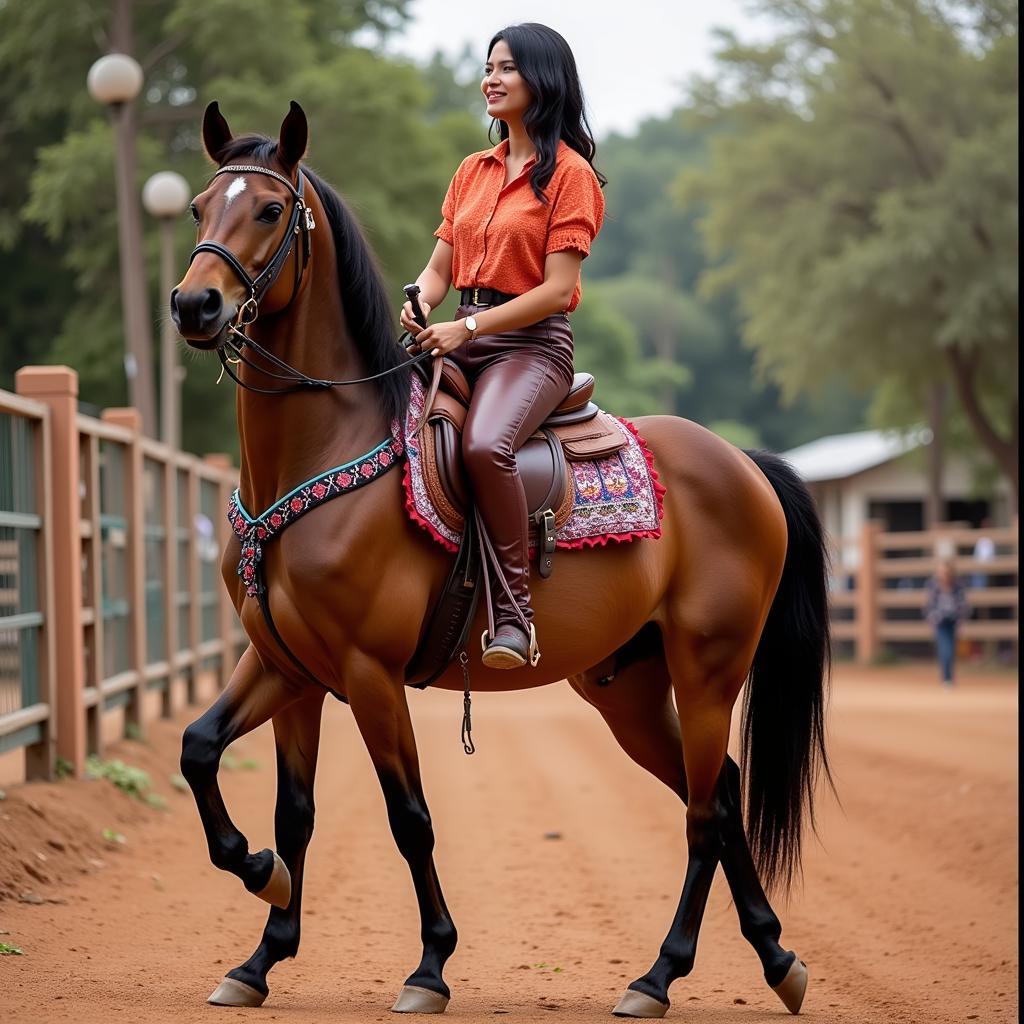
0,367,243,780
829,521,1018,663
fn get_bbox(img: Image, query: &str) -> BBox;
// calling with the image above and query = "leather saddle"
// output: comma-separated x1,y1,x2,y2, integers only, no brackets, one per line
405,357,628,689
417,359,627,578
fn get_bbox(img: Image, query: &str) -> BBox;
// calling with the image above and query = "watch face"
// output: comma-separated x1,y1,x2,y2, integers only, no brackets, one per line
466,316,477,332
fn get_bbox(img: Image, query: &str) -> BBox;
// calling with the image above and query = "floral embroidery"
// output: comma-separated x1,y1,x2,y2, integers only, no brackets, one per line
228,433,405,598
402,374,664,552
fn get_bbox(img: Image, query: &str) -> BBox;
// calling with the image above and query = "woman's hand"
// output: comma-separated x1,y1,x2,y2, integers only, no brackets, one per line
414,319,472,358
400,299,432,337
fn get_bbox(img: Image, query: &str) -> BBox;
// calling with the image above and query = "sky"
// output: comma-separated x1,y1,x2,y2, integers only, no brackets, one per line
387,0,770,138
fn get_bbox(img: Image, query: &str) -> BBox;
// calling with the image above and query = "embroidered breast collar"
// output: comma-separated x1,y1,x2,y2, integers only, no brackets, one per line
228,433,405,597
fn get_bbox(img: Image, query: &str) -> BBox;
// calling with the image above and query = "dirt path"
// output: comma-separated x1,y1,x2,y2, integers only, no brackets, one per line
0,664,1017,1023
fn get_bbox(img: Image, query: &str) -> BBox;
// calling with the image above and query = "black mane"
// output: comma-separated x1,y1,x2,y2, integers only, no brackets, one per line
217,135,410,425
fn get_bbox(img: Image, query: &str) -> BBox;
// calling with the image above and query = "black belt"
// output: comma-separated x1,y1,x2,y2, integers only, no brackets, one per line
461,287,518,307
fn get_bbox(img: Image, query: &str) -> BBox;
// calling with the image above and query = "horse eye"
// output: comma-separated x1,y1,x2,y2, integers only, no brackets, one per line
259,204,284,223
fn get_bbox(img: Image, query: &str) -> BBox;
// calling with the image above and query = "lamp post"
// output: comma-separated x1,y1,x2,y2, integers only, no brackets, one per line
143,171,190,449
87,52,157,437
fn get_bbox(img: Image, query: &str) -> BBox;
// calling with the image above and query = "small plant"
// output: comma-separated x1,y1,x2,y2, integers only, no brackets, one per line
144,792,167,810
85,757,153,801
54,757,74,780
168,772,189,793
102,828,126,845
0,942,24,956
124,722,142,742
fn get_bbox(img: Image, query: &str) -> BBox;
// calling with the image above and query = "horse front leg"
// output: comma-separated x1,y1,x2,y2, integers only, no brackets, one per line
207,690,326,1008
180,644,307,908
349,675,458,1013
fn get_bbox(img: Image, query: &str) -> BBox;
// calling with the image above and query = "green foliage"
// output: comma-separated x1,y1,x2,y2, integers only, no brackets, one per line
0,942,25,956
0,0,478,458
588,108,867,448
85,756,153,801
681,0,1018,485
54,757,74,780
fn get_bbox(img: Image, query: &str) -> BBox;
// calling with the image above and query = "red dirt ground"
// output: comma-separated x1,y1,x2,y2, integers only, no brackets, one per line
0,663,1017,1023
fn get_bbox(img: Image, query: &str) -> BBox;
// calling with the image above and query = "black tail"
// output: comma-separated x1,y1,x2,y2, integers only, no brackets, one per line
741,449,833,895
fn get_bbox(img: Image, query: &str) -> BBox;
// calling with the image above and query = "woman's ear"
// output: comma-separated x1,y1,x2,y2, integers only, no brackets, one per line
278,100,308,170
202,101,233,164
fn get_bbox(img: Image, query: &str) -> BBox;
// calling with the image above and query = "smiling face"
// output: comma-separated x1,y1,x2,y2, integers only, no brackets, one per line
481,38,531,123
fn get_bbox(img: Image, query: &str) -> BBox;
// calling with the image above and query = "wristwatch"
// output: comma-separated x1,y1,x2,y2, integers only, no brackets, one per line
464,315,478,340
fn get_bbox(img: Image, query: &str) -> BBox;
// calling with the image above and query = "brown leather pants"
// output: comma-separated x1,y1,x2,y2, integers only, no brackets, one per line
449,304,575,632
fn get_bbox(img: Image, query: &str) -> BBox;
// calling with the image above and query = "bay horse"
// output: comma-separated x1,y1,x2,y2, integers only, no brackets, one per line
173,101,831,1018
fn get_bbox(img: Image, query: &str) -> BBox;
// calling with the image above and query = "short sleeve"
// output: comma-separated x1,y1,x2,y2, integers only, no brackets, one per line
433,161,464,244
545,161,605,258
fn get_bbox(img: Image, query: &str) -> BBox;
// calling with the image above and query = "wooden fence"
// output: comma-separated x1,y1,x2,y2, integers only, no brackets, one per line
829,520,1018,663
0,366,244,781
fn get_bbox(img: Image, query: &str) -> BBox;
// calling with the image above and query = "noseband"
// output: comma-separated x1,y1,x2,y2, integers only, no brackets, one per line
189,162,430,396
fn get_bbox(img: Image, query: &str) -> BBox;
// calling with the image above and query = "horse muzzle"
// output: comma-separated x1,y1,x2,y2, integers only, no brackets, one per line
171,286,236,348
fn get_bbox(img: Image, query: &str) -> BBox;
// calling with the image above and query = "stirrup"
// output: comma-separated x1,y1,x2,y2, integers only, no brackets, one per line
480,623,541,667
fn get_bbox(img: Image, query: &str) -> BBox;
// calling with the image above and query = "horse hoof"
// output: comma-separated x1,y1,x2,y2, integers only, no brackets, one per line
208,977,267,1007
255,850,291,909
391,984,450,1013
612,989,669,1018
772,956,808,1014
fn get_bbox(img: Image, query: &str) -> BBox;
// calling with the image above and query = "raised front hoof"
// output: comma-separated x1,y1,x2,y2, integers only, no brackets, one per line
612,989,669,1018
208,977,267,1007
391,985,450,1014
255,849,291,909
772,956,809,1014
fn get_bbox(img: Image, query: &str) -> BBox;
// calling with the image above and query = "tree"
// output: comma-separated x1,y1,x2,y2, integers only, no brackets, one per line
0,0,481,456
589,108,867,448
681,0,1018,503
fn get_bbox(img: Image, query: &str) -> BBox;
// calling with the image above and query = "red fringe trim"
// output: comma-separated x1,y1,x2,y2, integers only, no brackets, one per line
402,451,459,552
401,413,665,555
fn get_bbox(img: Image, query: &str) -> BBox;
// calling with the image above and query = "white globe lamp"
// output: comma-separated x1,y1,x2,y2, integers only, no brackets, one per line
86,53,144,106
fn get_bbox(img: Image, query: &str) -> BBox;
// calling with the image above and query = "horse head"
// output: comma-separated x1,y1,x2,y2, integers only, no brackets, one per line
171,101,312,348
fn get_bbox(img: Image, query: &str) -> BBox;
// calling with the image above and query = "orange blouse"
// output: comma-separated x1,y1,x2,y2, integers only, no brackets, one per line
434,139,605,312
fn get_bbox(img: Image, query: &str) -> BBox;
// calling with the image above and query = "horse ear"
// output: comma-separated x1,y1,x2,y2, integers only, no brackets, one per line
203,101,233,164
278,100,308,170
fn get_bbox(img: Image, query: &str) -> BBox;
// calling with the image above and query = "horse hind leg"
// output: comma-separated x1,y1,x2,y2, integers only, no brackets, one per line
208,691,325,1008
572,633,803,1016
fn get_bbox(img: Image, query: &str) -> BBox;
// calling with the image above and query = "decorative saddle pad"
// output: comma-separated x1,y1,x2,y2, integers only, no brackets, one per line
402,373,665,553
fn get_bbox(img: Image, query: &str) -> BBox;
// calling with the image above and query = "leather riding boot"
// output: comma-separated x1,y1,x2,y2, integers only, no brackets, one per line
481,622,532,670
450,308,576,669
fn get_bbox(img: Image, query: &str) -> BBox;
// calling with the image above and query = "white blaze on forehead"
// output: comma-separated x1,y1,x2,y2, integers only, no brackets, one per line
224,177,247,208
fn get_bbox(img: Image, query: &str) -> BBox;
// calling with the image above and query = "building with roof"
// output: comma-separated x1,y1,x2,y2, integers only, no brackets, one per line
781,428,1013,571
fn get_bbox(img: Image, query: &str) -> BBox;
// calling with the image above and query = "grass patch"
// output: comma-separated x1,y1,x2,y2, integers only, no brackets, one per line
0,942,24,956
86,757,162,806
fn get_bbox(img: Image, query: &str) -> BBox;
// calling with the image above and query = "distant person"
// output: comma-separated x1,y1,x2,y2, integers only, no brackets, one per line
925,560,969,687
971,519,996,591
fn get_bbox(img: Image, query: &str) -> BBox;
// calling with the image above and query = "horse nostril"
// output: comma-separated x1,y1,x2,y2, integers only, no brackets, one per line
200,288,224,322
169,288,181,324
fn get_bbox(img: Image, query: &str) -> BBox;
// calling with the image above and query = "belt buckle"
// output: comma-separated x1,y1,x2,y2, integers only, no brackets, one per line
472,287,480,306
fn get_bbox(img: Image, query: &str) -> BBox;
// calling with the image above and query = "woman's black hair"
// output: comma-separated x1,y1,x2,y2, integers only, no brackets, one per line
486,23,607,203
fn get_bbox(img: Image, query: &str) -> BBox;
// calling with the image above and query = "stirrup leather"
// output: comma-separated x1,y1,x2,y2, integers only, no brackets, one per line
480,624,541,667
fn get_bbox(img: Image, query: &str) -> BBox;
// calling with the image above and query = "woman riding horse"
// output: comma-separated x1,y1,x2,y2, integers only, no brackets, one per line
401,23,605,670
171,41,830,1018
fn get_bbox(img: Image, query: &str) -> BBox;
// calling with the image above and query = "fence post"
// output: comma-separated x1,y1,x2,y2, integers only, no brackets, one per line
15,366,85,776
203,454,236,689
855,520,882,664
102,407,147,740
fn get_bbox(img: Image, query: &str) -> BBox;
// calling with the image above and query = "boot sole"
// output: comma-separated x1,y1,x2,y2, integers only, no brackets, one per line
481,644,528,669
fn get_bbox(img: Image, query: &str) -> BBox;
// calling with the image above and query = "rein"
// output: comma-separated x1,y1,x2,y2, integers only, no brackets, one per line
189,161,432,395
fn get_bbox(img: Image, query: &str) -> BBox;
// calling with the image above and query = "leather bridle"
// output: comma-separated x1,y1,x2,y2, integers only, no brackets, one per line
189,162,431,395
